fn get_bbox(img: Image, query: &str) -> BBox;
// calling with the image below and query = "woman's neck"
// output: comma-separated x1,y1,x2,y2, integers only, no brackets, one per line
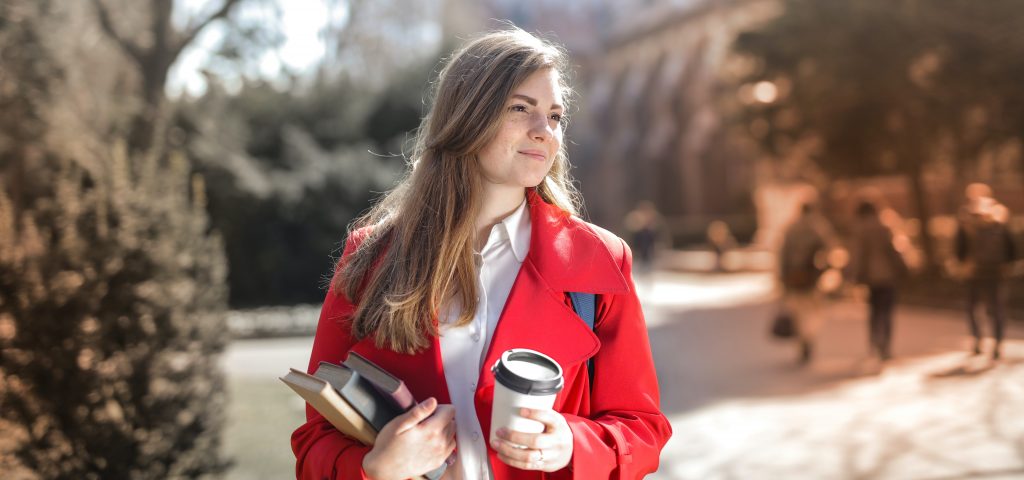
474,186,526,251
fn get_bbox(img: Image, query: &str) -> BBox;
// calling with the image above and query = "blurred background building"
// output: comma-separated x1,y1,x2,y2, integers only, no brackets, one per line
452,0,775,246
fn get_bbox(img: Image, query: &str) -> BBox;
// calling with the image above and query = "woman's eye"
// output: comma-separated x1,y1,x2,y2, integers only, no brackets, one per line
550,113,564,124
509,104,528,113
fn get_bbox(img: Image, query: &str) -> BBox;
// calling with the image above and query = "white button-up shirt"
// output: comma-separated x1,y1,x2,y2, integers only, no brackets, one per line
439,199,530,480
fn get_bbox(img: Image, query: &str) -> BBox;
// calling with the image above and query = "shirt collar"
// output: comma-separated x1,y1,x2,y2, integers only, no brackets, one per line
495,198,530,263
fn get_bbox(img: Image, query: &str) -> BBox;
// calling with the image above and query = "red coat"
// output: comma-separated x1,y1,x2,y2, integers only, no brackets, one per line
291,190,672,479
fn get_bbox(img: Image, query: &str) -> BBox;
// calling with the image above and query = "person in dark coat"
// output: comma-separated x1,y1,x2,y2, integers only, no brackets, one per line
624,201,663,276
955,194,1017,360
847,201,909,361
778,202,834,364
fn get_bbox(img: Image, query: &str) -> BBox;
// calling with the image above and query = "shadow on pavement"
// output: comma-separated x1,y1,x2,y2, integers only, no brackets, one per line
927,356,997,379
914,468,1024,480
646,299,882,417
645,293,1024,418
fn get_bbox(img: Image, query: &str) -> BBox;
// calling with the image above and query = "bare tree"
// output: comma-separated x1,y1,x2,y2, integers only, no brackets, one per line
88,0,244,152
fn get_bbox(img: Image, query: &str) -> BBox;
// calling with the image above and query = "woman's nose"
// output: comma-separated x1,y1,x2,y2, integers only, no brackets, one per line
529,113,553,141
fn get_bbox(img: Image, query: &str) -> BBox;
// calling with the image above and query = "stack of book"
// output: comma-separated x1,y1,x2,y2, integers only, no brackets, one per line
281,352,446,480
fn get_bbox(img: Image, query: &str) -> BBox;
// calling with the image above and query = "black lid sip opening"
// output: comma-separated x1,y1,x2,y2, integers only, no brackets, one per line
491,349,564,396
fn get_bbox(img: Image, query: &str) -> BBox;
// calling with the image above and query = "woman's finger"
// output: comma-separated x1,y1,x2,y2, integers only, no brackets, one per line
495,428,555,450
395,397,438,434
495,445,543,469
419,404,456,431
519,408,561,431
445,434,457,454
491,432,556,458
443,420,457,443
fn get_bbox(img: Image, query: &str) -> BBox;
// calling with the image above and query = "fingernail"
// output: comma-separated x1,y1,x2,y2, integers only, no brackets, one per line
497,428,508,437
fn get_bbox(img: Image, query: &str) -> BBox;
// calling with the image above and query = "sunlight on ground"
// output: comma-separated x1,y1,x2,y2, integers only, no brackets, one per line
219,274,1024,480
221,337,313,480
653,345,1024,480
637,272,776,326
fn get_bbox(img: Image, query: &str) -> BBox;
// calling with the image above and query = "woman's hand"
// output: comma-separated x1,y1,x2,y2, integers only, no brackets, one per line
490,408,573,472
362,397,457,480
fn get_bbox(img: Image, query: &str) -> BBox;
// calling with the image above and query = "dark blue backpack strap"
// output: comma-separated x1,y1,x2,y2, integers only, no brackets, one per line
568,292,596,330
568,292,597,388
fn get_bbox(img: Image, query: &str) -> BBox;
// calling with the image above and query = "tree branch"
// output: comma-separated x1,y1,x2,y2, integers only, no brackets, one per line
88,0,146,66
171,0,244,64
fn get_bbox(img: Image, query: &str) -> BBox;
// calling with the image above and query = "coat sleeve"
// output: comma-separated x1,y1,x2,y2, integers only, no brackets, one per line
291,234,374,480
560,238,672,479
1005,227,1017,262
885,228,909,279
955,225,968,262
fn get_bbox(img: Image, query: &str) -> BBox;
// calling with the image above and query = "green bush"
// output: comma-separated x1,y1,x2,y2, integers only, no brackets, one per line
0,1,230,477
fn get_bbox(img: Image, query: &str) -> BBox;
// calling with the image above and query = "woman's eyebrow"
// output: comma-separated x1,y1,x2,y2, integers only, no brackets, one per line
510,93,563,111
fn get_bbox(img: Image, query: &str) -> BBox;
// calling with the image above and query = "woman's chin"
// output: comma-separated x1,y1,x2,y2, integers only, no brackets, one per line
523,172,552,188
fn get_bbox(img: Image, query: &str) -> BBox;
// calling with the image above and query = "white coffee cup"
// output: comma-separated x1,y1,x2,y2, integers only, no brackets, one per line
489,349,564,444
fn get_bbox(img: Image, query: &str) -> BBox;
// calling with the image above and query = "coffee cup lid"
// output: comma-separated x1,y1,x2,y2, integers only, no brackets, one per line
491,349,564,396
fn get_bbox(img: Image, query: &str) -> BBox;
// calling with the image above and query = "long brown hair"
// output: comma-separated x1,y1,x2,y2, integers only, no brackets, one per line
335,28,581,354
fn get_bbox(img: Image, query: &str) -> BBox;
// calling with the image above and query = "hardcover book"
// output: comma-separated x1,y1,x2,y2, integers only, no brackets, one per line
343,351,416,411
279,368,376,445
283,360,447,480
314,361,403,432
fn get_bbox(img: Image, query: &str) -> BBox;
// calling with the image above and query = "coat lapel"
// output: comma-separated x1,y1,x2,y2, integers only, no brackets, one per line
521,189,631,297
474,189,631,439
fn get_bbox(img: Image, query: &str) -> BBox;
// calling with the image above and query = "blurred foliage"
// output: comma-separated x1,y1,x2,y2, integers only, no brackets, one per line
172,61,434,306
86,0,245,153
726,0,1024,270
160,0,441,308
730,0,1024,175
1,1,229,477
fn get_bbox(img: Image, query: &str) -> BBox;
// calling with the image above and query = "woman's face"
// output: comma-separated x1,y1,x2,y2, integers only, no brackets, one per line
476,68,564,193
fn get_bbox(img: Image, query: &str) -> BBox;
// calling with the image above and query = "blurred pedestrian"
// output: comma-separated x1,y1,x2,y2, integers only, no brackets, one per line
778,202,834,364
954,187,1017,360
706,220,736,272
846,200,909,361
625,201,663,277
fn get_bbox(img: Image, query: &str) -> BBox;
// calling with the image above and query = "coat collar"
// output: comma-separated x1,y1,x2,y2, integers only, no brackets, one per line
467,189,632,448
522,188,630,295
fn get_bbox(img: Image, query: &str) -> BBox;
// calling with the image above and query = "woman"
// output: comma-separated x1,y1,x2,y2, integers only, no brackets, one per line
777,202,833,364
291,28,671,480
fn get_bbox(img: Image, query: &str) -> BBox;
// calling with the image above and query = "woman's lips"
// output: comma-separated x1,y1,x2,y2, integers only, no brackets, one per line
518,150,547,161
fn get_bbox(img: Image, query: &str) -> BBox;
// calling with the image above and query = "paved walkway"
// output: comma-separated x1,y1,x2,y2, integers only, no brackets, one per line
641,271,1024,480
219,270,1024,479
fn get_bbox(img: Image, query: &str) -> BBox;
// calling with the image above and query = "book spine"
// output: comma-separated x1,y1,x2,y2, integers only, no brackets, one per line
339,377,399,431
370,383,416,412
